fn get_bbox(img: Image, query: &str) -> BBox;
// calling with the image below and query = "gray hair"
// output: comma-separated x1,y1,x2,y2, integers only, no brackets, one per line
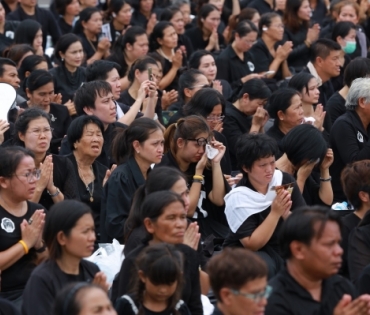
345,77,370,110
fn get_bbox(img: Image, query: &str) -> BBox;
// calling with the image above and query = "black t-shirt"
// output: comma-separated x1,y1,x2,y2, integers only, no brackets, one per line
78,32,97,60
248,0,273,14
0,201,45,294
57,16,73,35
184,27,225,52
326,91,346,126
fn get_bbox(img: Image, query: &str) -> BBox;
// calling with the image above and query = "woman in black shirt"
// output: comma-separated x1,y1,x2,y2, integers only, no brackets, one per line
55,0,80,35
129,0,159,34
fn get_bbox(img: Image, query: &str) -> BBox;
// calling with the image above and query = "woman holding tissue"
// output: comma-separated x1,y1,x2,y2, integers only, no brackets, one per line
22,200,109,315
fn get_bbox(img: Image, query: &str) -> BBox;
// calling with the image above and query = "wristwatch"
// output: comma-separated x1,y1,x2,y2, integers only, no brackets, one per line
47,187,60,197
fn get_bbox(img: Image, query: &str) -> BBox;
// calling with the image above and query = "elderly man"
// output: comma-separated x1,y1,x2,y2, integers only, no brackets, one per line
330,77,370,202
266,206,370,315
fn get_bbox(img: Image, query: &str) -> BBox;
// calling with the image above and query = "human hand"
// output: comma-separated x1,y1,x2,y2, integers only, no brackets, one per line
297,159,317,182
320,148,334,171
21,209,45,249
307,23,320,43
52,93,62,104
183,222,200,250
312,104,326,131
172,49,183,69
0,120,10,144
146,13,157,35
37,155,53,191
195,153,208,174
242,73,263,83
210,139,226,164
333,294,370,315
252,107,269,130
92,271,110,292
97,38,111,53
64,100,77,116
213,120,223,133
209,28,219,49
276,41,293,60
103,164,117,187
212,80,223,93
271,189,292,217
161,90,178,110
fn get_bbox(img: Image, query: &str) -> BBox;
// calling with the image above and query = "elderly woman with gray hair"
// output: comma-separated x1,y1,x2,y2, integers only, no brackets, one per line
330,77,370,203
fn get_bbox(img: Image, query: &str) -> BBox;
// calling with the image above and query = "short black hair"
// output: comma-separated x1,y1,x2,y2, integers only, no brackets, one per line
67,115,105,151
188,50,213,70
280,206,342,260
310,38,342,63
331,21,356,42
288,72,316,95
0,57,16,77
178,69,205,101
74,81,112,116
237,78,271,100
344,57,370,87
267,87,299,120
184,87,225,117
85,60,121,82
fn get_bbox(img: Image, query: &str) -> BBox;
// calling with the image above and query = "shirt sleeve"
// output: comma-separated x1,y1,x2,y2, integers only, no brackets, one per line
114,296,137,315
249,45,271,73
60,157,80,200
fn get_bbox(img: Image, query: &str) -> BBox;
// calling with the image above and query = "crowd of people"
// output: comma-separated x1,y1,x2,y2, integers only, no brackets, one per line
2,0,370,314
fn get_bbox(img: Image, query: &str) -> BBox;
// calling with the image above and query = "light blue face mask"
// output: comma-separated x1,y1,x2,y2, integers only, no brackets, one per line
343,40,356,54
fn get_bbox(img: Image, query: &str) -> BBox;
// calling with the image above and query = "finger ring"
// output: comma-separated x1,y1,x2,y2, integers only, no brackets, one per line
28,218,33,225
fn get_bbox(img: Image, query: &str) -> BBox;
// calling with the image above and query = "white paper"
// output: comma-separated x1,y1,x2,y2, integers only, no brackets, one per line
206,144,218,160
101,23,112,41
0,83,17,122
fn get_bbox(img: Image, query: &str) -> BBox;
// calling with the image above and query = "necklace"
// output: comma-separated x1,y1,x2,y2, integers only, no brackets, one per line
86,35,97,52
158,47,174,61
77,164,95,202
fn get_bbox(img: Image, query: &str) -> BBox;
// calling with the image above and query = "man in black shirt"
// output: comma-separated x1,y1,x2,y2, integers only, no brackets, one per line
266,206,370,315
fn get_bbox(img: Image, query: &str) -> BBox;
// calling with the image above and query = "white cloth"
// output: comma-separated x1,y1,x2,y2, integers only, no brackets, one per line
224,170,283,233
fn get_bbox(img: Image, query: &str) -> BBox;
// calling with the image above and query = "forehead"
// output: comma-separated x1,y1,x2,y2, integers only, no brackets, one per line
311,220,341,242
27,117,50,128
17,155,36,170
2,64,17,74
66,41,83,51
200,55,215,64
95,89,113,101
253,156,275,165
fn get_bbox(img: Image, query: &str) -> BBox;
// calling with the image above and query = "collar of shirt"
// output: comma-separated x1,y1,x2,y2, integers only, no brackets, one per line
306,62,323,87
127,155,148,187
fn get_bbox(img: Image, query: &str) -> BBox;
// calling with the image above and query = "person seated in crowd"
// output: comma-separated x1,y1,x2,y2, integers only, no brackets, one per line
59,80,126,167
0,2,19,56
115,243,191,315
14,108,78,210
106,26,149,91
54,0,80,35
129,0,158,35
223,133,305,277
53,283,117,315
330,78,370,203
207,247,269,315
0,146,46,307
326,57,370,126
7,0,61,52
158,115,230,240
49,34,86,106
216,21,260,92
22,200,109,315
310,0,328,24
188,50,232,100
73,7,111,65
114,191,203,315
103,0,132,45
340,160,370,279
118,56,164,124
248,0,274,15
100,118,164,243
303,38,342,107
265,206,370,315
20,70,71,154
249,12,292,82
276,124,334,206
266,87,304,158
283,0,320,73
223,78,271,171
185,4,225,52
4,44,34,69
149,21,184,91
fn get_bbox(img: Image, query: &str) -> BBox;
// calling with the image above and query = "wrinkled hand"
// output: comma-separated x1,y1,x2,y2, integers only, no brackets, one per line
307,23,320,43
0,120,10,144
333,294,370,315
320,148,334,171
183,222,200,250
161,90,178,110
64,100,77,116
172,49,183,69
52,93,62,104
21,209,45,249
92,271,110,292
103,164,117,187
312,104,326,131
271,189,292,217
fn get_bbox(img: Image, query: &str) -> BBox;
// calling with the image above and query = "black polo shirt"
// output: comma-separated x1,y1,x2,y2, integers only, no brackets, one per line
266,268,357,315
248,0,273,14
330,110,370,202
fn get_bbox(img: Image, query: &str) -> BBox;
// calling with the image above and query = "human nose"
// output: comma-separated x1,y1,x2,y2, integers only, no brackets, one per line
89,230,96,242
335,242,343,256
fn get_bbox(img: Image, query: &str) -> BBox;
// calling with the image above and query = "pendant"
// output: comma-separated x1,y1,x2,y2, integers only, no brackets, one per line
90,196,94,202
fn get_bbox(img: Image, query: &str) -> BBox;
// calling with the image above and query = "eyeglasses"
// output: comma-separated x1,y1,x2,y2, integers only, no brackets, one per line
187,137,209,146
230,285,272,303
190,84,211,89
14,169,41,183
27,127,54,136
206,115,225,122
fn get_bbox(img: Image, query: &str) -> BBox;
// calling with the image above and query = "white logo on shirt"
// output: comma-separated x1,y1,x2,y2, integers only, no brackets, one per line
5,31,14,39
1,217,15,233
357,131,364,143
50,114,57,122
247,61,255,72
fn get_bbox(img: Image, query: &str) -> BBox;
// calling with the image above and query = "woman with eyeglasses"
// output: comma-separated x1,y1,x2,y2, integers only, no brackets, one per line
249,12,293,81
14,108,79,210
157,115,230,241
0,146,46,307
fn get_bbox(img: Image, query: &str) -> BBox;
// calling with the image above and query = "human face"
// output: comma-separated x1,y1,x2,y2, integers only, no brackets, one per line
33,29,43,52
202,10,221,33
337,28,357,48
60,213,96,258
105,68,121,100
206,104,223,131
279,94,304,129
209,0,225,12
235,31,258,52
19,117,52,154
171,178,190,213
199,55,217,82
240,96,267,116
134,129,164,165
83,12,103,35
84,91,117,127
184,74,209,100
228,277,268,315
302,78,320,105
300,221,343,279
180,3,191,25
170,11,185,35
20,0,37,8
27,82,54,110
78,288,117,315
126,34,149,59
74,123,104,159
0,64,20,89
61,41,84,69
65,0,80,16
179,131,209,163
116,3,132,26
148,201,187,244
246,156,276,188
265,17,284,41
158,26,178,50
251,13,260,29
338,5,358,24
321,50,341,78
0,3,5,24
140,0,153,13
297,0,311,21
140,276,178,303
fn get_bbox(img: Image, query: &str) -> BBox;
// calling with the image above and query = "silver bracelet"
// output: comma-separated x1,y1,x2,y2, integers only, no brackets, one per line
320,177,332,182
47,187,60,197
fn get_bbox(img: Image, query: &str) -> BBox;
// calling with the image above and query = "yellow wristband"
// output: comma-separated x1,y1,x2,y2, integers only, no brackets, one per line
19,240,29,255
193,175,204,181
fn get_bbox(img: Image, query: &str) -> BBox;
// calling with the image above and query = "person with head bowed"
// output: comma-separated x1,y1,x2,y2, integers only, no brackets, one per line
157,115,230,241
265,206,370,315
22,200,110,315
100,118,164,243
114,191,203,315
207,248,270,315
14,108,79,210
54,0,80,35
0,146,46,307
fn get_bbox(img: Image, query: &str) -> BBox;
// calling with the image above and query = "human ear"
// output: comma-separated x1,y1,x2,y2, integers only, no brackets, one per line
143,218,155,234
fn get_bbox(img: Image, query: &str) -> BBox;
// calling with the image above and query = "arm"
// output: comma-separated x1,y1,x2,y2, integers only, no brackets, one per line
318,157,334,206
0,243,30,271
157,50,182,90
231,0,241,16
208,161,226,206
86,51,105,65
119,76,130,91
188,154,208,217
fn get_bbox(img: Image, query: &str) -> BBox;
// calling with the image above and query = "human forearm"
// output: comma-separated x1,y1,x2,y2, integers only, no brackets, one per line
119,76,130,91
142,96,156,119
118,97,144,125
208,162,226,206
319,169,333,205
86,51,104,65
0,243,28,271
158,67,178,90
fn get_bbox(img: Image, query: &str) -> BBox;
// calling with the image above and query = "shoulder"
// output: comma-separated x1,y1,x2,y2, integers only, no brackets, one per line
50,103,69,116
29,260,58,279
80,259,100,274
27,201,46,213
282,172,295,184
